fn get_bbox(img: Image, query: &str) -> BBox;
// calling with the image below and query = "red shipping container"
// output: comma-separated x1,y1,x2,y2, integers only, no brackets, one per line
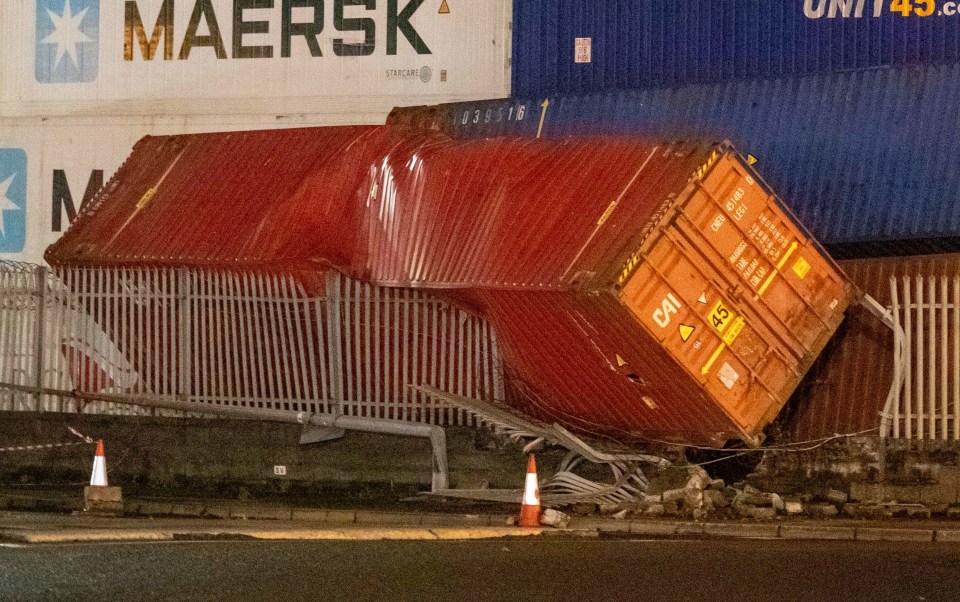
47,126,855,445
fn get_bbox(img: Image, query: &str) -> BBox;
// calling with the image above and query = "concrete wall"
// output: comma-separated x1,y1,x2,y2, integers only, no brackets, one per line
0,412,547,503
753,437,960,505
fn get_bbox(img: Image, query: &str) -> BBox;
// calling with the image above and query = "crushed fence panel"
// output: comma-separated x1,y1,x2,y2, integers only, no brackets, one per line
0,263,502,427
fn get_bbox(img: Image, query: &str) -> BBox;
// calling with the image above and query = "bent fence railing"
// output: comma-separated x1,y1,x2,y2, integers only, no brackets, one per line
0,262,504,427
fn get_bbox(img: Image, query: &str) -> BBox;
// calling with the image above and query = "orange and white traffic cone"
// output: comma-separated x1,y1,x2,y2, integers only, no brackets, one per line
89,439,108,487
519,454,541,527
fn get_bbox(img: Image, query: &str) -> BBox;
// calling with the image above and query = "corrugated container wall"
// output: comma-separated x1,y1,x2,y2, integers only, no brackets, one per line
513,0,960,95
785,253,960,442
389,64,960,256
0,0,511,117
0,114,387,265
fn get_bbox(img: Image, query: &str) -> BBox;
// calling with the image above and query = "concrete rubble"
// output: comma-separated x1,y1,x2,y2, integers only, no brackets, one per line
540,508,572,528
559,462,960,522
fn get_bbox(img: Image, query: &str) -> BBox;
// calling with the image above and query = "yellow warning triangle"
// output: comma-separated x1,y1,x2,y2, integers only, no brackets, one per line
439,0,450,14
747,154,758,166
616,354,627,367
679,325,695,342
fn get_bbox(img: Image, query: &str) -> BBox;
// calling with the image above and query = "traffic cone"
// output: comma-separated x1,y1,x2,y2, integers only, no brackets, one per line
89,439,108,487
519,454,541,527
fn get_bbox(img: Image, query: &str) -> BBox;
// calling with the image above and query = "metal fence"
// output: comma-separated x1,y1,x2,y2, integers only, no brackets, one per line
0,262,503,426
888,275,960,441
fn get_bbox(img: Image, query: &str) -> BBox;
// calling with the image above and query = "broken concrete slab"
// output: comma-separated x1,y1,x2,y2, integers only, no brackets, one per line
806,503,839,517
541,508,571,529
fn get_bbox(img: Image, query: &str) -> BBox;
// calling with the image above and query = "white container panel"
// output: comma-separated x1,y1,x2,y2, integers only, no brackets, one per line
1,0,511,117
0,113,384,264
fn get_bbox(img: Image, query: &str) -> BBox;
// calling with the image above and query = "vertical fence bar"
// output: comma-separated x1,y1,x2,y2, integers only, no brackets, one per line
325,273,344,415
272,274,294,410
279,276,302,409
228,272,245,405
271,275,288,408
178,269,190,400
389,286,398,420
941,276,949,440
245,271,262,406
929,277,936,440
343,276,354,414
94,268,106,407
376,284,385,417
402,289,411,422
110,269,121,400
916,276,924,441
32,266,46,411
890,276,901,439
450,309,461,425
311,296,327,413
431,301,440,424
50,271,66,411
954,276,960,441
364,281,373,418
216,271,229,405
411,289,421,422
260,273,280,408
200,271,212,404
136,269,145,401
389,285,397,420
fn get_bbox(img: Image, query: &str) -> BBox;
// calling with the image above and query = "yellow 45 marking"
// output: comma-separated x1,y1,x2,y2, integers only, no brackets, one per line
702,301,745,376
890,0,936,16
708,300,735,333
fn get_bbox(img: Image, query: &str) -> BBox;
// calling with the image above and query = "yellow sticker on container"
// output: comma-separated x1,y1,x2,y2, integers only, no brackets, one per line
136,187,157,210
708,300,735,334
722,316,746,346
793,256,810,279
679,324,695,342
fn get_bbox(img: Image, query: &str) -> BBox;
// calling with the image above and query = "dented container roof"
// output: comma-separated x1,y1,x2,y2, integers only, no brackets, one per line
48,126,709,289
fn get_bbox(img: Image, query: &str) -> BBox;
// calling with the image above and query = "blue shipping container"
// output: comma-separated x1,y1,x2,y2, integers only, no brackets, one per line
389,65,960,256
513,0,960,96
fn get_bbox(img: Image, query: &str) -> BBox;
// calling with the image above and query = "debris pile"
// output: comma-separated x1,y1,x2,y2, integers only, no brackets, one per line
561,465,960,521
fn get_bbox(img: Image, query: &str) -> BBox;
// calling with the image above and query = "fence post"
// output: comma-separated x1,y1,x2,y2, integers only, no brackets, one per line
178,269,191,401
32,265,47,412
325,273,344,416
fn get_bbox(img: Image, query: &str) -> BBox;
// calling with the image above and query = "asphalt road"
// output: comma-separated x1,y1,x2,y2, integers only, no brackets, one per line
1,538,957,602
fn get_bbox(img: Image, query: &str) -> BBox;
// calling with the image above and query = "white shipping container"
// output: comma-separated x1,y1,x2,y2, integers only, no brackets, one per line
1,0,511,117
0,113,387,264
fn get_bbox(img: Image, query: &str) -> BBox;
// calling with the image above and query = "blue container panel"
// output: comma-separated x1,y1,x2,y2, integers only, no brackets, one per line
513,0,960,95
391,65,960,254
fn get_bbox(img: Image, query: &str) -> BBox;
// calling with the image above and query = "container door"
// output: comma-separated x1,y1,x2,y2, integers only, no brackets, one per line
619,148,853,440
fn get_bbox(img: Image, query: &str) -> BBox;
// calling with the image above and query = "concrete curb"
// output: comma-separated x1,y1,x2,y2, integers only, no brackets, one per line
1,492,512,527
5,516,960,544
3,491,960,545
584,520,960,543
0,526,544,544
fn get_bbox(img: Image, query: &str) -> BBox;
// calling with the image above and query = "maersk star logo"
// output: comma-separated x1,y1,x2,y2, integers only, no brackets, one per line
0,150,28,254
35,0,99,84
